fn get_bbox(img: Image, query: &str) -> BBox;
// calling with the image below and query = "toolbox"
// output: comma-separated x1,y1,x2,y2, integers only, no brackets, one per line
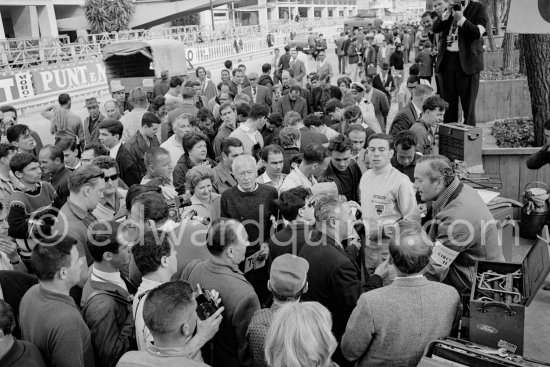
439,123,483,167
419,338,550,366
469,234,550,355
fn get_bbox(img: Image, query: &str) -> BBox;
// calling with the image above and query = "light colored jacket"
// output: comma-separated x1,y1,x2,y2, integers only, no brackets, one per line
341,276,461,367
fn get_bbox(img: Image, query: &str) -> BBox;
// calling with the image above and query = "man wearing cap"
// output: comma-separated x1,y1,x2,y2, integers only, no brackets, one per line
153,70,170,99
373,63,396,107
350,82,382,133
242,73,271,106
246,254,309,367
112,85,133,116
83,97,104,146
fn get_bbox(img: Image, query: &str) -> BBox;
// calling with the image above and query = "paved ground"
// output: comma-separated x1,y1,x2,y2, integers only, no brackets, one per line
14,42,550,363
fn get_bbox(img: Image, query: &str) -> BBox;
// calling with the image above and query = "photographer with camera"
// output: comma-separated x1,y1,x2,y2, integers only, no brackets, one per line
118,280,223,367
431,0,488,126
180,218,260,367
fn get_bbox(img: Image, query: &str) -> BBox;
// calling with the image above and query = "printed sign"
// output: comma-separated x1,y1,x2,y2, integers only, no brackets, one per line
32,61,106,94
0,75,19,103
498,339,518,353
14,72,34,99
508,0,550,33
430,241,459,269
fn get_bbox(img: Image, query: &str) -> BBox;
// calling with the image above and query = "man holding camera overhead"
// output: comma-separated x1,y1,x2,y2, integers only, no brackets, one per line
431,0,488,126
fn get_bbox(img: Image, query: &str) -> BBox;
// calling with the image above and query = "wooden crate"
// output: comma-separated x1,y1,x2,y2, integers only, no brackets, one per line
475,79,532,123
483,50,520,69
482,147,550,218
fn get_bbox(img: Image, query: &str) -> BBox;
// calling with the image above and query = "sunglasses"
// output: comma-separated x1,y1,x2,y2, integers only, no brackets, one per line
104,173,119,182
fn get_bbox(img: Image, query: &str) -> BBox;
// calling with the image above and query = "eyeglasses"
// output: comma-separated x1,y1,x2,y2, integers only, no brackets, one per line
104,173,119,182
87,172,105,182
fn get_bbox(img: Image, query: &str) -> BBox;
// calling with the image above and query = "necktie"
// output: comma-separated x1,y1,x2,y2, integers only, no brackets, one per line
290,60,295,68
252,87,257,102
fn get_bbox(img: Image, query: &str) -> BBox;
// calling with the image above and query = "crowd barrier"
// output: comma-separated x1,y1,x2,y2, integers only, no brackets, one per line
2,23,339,112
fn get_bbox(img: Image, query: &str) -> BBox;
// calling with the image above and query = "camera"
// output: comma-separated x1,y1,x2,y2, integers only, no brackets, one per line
195,284,220,320
187,209,211,226
452,0,465,11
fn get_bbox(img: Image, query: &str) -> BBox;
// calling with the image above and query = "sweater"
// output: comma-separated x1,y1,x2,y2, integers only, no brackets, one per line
229,126,264,157
7,182,57,258
19,284,95,367
220,184,278,247
359,165,420,234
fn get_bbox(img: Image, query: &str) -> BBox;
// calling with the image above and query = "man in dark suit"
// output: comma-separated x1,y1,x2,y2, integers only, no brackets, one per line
288,47,306,85
335,32,346,74
432,0,488,125
277,45,291,81
228,68,245,96
300,194,388,367
372,63,395,106
98,119,141,187
309,74,342,114
242,72,272,106
389,83,433,139
273,85,308,118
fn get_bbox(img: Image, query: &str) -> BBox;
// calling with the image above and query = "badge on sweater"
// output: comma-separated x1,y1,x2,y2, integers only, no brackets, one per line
375,204,385,216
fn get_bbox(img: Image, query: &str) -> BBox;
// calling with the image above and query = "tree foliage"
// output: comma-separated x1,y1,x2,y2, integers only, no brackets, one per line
83,0,135,33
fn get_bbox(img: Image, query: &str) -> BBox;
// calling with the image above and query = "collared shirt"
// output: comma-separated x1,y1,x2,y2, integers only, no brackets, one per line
411,100,422,118
133,278,162,351
160,135,184,169
394,274,425,280
90,267,127,291
432,178,460,216
239,123,259,144
116,341,206,367
279,166,317,194
256,172,286,191
109,141,122,160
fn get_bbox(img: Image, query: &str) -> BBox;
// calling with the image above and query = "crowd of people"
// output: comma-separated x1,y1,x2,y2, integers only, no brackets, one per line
0,1,511,367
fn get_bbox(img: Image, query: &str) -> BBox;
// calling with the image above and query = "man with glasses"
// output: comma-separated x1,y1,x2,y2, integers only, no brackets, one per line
53,164,106,303
91,156,127,221
389,83,433,139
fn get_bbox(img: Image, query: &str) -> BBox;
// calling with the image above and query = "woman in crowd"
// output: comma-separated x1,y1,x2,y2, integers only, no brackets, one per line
196,66,218,101
173,132,216,193
185,165,221,224
337,76,354,106
265,301,338,367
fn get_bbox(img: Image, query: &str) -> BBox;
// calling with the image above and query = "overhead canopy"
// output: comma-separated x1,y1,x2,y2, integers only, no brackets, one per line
102,39,188,76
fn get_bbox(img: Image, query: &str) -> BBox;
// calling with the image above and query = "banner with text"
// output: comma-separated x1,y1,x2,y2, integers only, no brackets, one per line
508,0,550,33
32,61,106,94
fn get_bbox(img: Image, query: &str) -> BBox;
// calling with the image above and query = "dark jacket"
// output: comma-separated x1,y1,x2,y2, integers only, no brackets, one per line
124,131,160,181
49,166,71,207
391,153,422,183
173,154,216,193
0,271,37,339
258,74,274,92
0,339,46,367
431,1,488,74
268,222,313,262
116,144,141,188
181,257,260,367
300,231,382,340
318,160,362,202
409,119,435,155
273,95,308,118
372,74,396,103
309,85,343,113
282,147,302,174
389,101,420,139
277,53,291,77
83,114,104,146
81,278,136,367
298,127,328,152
